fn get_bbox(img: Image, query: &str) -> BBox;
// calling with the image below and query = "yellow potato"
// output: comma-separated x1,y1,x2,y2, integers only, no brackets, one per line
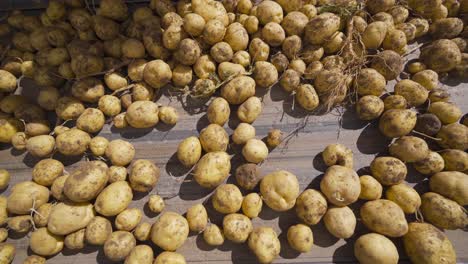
242,193,262,218
64,161,108,202
115,208,142,231
248,227,280,264
64,229,85,250
253,61,278,88
125,101,159,128
30,228,64,256
249,38,270,62
7,181,49,215
134,222,152,242
223,213,253,243
359,175,383,200
378,109,417,138
212,184,243,214
11,132,28,151
370,156,407,186
203,224,225,246
287,224,313,253
177,136,202,167
85,216,112,246
154,252,186,264
262,22,285,47
129,159,160,192
389,136,430,162
371,50,404,80
150,211,189,251
194,151,231,188
199,124,229,152
221,76,256,105
412,70,439,90
440,149,468,172
0,196,6,226
394,80,429,107
362,21,388,49
125,245,153,264
32,158,64,187
260,170,299,212
104,231,136,262
421,192,467,230
47,202,94,235
0,169,10,190
360,199,408,237
76,108,105,133
428,101,462,125
207,98,230,126
413,151,445,175
354,233,399,264
26,135,55,157
186,203,208,232
95,181,133,216
437,123,468,150
386,183,421,214
296,84,320,111
322,143,353,169
105,139,135,166
356,95,385,120
56,128,91,156
304,12,341,45
8,215,32,233
242,139,268,164
89,136,109,157
320,165,360,206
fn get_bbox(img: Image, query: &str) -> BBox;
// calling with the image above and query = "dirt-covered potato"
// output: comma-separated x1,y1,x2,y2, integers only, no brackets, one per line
194,151,230,188
223,213,252,243
55,128,90,156
85,216,112,245
356,95,385,120
23,120,50,137
421,192,467,230
125,101,159,128
0,170,10,190
363,21,388,50
249,38,269,62
421,39,462,73
370,156,407,186
151,211,189,251
305,12,341,45
115,208,142,231
104,72,128,91
403,222,456,264
260,170,299,212
129,159,160,192
186,203,208,232
389,136,430,162
324,206,356,239
202,19,226,45
47,202,94,235
0,196,6,226
64,229,85,250
285,224,313,254
172,64,193,87
0,70,17,93
295,189,328,225
0,118,23,144
412,70,438,91
207,98,230,126
414,113,441,136
395,78,431,106
143,59,172,88
383,95,407,111
359,175,383,200
202,224,224,246
361,199,408,237
430,171,465,204
97,95,120,117
55,96,85,120
88,136,108,157
124,245,153,264
50,175,68,201
147,194,165,214
30,159,63,188
105,139,135,166
217,62,245,81
220,76,255,105
32,203,52,228
7,181,49,215
440,149,468,172
386,183,421,214
177,136,202,168
320,165,360,206
413,151,445,175
224,22,249,51
354,233,399,264
379,109,417,138
174,38,201,66
234,163,261,191
383,29,407,53
279,69,300,93
154,252,186,264
212,184,243,214
354,68,386,96
95,181,133,216
430,17,463,39
428,101,462,125
104,231,136,262
0,243,15,264
437,123,468,150
8,215,33,233
322,143,353,169
25,135,55,157
30,227,64,256
199,124,229,152
262,22,285,47
76,108,105,134
371,50,404,80
133,222,151,242
248,226,280,264
253,61,278,88
295,84,319,111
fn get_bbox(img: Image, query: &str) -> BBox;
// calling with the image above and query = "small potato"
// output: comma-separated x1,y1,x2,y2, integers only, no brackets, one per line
89,136,109,157
371,50,404,80
280,69,300,93
95,181,133,216
26,135,55,157
174,38,201,66
177,136,202,167
154,252,186,264
0,170,10,190
124,245,153,264
115,208,142,231
207,98,230,126
148,194,165,213
256,0,283,25
47,202,95,235
104,72,128,91
172,64,193,87
210,42,233,63
383,95,407,110
370,156,407,186
281,11,308,37
7,181,49,215
323,206,356,239
253,61,278,88
221,76,256,105
186,203,208,232
0,197,6,225
440,149,468,172
235,163,261,190
183,13,205,37
56,128,91,156
242,138,268,164
212,184,243,214
421,192,467,230
362,21,388,49
0,244,15,264
51,175,68,201
322,143,353,169
85,216,112,246
437,123,468,150
223,213,253,243
105,139,135,166
150,212,189,251
232,50,251,67
132,82,154,102
0,118,23,144
430,171,467,206
320,165,360,206
11,132,28,151
33,203,52,228
143,59,172,88
76,108,105,134
360,199,408,237
295,84,320,111
354,233,399,264
249,38,270,62
55,96,85,120
383,29,407,54
260,170,299,212
129,159,160,192
203,224,224,246
0,70,17,93
126,101,159,128
403,222,456,264
287,224,313,253
428,101,462,125
389,136,430,162
0,95,27,114
305,13,341,45
413,151,445,175
32,158,64,187
359,175,382,200
262,22,285,47
104,231,136,262
414,113,442,136
217,62,245,81
64,229,85,250
194,151,231,188
30,228,64,256
36,86,59,111
199,124,229,152
248,227,280,264
22,255,46,264
379,109,417,138
242,193,262,218
8,215,33,233
386,183,421,214
134,222,151,241
354,68,386,96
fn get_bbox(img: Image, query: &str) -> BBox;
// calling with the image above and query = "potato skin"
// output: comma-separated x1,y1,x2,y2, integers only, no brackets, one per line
47,202,95,236
354,233,399,264
320,165,360,206
64,229,85,250
105,139,135,166
85,216,112,245
359,175,382,200
248,226,280,264
7,181,49,215
242,139,268,164
323,206,356,239
203,224,225,246
322,144,353,169
428,102,462,125
223,213,253,243
394,80,429,107
0,243,15,264
295,189,327,225
389,136,430,162
30,227,64,256
134,222,151,242
194,151,231,188
56,128,91,156
386,183,421,214
154,251,186,264
212,184,243,214
64,161,108,202
379,109,417,138
237,97,262,124
370,156,407,186
129,159,160,192
150,212,189,251
242,193,262,218
104,231,136,262
360,199,408,237
420,192,467,230
207,98,230,126
186,203,208,232
429,171,467,206
95,181,133,216
260,170,300,212
440,149,468,172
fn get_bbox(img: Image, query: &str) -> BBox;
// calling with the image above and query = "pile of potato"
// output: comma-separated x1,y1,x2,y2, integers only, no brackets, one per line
0,0,467,263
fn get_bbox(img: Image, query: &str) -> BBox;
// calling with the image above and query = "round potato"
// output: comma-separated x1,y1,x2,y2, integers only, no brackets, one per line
177,136,202,168
7,181,49,215
26,135,55,158
85,216,112,245
232,123,256,145
324,206,356,239
89,136,109,157
414,113,442,136
248,226,280,264
420,192,467,230
295,189,328,225
115,208,142,231
379,109,417,138
320,165,360,206
360,199,408,237
64,161,108,202
413,151,445,175
147,194,165,214
143,59,172,88
242,139,268,164
104,231,136,262
98,95,121,117
11,132,28,151
154,252,186,264
105,139,135,166
129,159,160,192
412,70,439,90
394,80,429,107
212,184,243,214
186,203,208,232
107,166,127,183
421,39,461,73
389,136,430,162
32,158,64,187
56,128,91,156
437,123,468,150
354,68,386,96
356,95,384,120
150,211,189,251
47,202,95,236
95,181,133,216
253,61,278,88
370,156,407,186
354,233,399,264
64,229,85,250
203,224,224,246
124,245,153,264
8,215,33,233
126,101,159,128
260,170,299,212
199,124,229,152
194,151,230,188
223,213,252,243
287,224,313,253
359,175,383,200
76,108,105,133
30,228,64,256
371,50,404,80
386,183,421,214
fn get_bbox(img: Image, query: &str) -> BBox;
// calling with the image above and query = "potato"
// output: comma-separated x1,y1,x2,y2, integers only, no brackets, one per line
378,109,417,138
203,224,225,246
305,13,340,45
85,216,112,245
389,136,430,162
414,113,442,136
221,76,256,105
0,244,15,264
97,95,120,117
95,181,133,216
105,139,135,166
430,171,467,206
23,255,46,264
0,170,9,190
70,79,103,105
411,70,438,91
151,211,189,251
207,98,230,126
323,206,356,239
154,252,186,264
199,124,229,152
285,224,313,254
320,165,360,206
370,156,407,186
75,108,105,134
171,64,193,87
437,123,468,150
24,120,50,137
394,81,428,108
386,183,421,214
185,203,208,232
238,193,262,219
294,84,319,111
200,18,225,45
428,102,462,125
413,151,445,175
0,118,23,144
354,68,386,96
125,101,159,128
253,61,278,88
383,29,407,53
143,59,172,89
262,22,285,47
361,199,408,237
359,175,382,200
212,184,243,214
0,197,6,226
146,194,164,214
114,208,142,231
421,192,467,229
103,231,136,262
64,229,85,250
354,233,399,264
223,213,252,243
279,69,300,93
174,38,201,66
55,96,85,120
430,18,463,39
134,222,151,242
50,175,68,201
260,170,299,212
218,62,245,81
313,70,347,102
0,70,17,93
0,95,27,114
249,39,269,62
237,97,262,124
55,128,90,156
129,159,159,193
191,78,217,98
362,21,388,49
32,158,63,187
162,12,183,29
87,137,108,157
421,39,462,73
32,203,52,228
404,222,456,264
8,215,32,233
25,134,56,158
7,181,49,215
281,12,308,37
357,95,385,120
321,144,353,170
35,86,59,112
10,132,28,151
224,22,249,51
48,202,94,235
177,136,202,168
248,226,280,264
395,23,417,42
371,50,404,80
440,149,468,172
30,228,64,256
233,164,260,192
183,13,205,37
383,95,407,111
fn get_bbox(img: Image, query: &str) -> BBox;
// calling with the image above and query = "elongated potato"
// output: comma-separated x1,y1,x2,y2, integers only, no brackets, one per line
379,109,417,138
47,202,95,235
429,171,467,206
7,181,49,215
186,203,208,232
94,181,133,216
359,175,383,200
385,183,421,214
354,233,399,264
177,136,202,168
30,228,64,256
360,199,408,237
389,136,430,162
428,101,462,125
420,192,467,230
248,226,280,264
295,189,327,225
64,161,108,202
